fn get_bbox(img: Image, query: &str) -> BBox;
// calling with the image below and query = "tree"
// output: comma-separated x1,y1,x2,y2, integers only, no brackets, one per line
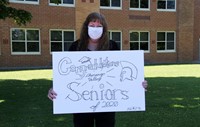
0,0,33,26
0,0,61,26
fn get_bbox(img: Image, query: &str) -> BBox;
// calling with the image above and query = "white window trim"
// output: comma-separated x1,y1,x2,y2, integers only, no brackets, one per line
129,31,150,53
10,28,41,55
157,9,176,12
100,6,122,10
9,0,39,5
108,30,122,50
129,0,150,11
157,0,176,12
49,0,75,7
49,29,75,54
100,0,122,10
156,31,176,53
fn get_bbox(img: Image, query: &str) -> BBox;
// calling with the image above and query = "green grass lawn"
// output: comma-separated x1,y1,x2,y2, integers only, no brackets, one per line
0,64,199,127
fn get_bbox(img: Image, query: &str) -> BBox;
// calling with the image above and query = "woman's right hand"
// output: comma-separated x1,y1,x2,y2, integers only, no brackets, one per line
47,88,57,101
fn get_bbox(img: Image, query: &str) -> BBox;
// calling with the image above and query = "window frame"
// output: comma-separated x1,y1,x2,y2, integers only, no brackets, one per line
129,0,150,11
100,0,122,10
129,31,150,53
9,0,39,5
156,31,176,53
50,29,75,53
108,30,122,50
49,0,75,7
10,28,40,55
157,0,176,12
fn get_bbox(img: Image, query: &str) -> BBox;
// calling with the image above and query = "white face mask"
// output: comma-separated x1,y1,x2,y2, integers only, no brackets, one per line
88,26,103,40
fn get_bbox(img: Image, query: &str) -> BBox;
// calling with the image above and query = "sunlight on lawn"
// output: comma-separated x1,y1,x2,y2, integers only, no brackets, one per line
171,104,200,109
193,97,200,100
54,117,66,122
145,64,200,78
0,69,53,80
1,64,199,80
172,104,185,108
171,98,184,101
0,100,5,103
171,97,200,109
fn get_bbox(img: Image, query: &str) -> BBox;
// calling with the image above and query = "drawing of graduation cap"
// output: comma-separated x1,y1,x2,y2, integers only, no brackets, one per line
79,56,91,64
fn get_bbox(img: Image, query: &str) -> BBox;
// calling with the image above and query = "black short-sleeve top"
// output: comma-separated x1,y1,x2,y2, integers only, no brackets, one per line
68,40,119,51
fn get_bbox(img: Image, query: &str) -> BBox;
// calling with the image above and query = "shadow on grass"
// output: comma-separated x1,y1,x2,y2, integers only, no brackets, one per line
0,79,73,127
0,77,199,127
116,76,200,127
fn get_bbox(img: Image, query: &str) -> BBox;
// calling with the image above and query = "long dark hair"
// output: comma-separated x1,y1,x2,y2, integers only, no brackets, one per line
77,12,109,51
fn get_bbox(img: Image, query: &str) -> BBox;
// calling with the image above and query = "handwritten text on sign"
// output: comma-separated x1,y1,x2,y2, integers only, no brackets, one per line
53,51,145,114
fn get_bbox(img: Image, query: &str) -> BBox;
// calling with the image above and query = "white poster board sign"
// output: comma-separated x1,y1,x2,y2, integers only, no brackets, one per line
53,51,145,114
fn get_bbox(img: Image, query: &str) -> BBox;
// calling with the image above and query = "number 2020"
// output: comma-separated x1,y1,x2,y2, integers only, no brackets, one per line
102,101,118,108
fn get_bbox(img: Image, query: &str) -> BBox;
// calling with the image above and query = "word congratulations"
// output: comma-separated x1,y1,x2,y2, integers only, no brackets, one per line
58,57,119,77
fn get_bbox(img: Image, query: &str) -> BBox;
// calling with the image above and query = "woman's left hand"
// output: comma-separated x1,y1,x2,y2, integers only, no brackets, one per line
142,80,148,91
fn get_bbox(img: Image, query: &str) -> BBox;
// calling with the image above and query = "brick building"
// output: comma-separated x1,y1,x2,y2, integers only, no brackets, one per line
0,0,199,69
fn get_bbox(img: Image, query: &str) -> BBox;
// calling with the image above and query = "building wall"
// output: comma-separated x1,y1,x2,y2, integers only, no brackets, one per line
75,0,100,38
101,0,178,63
0,0,199,69
194,0,200,61
0,1,76,68
177,0,194,62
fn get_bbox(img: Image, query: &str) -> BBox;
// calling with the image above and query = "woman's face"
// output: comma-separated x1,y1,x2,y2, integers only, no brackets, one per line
88,20,103,40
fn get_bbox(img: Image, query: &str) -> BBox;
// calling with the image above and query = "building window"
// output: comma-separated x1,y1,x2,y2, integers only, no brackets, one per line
11,28,40,54
157,32,175,52
50,30,75,52
100,0,121,9
130,31,150,52
9,0,39,4
130,0,150,10
157,0,176,11
49,0,74,7
109,31,122,50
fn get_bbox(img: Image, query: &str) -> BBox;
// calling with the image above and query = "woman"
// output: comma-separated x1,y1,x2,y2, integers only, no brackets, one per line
48,12,148,127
